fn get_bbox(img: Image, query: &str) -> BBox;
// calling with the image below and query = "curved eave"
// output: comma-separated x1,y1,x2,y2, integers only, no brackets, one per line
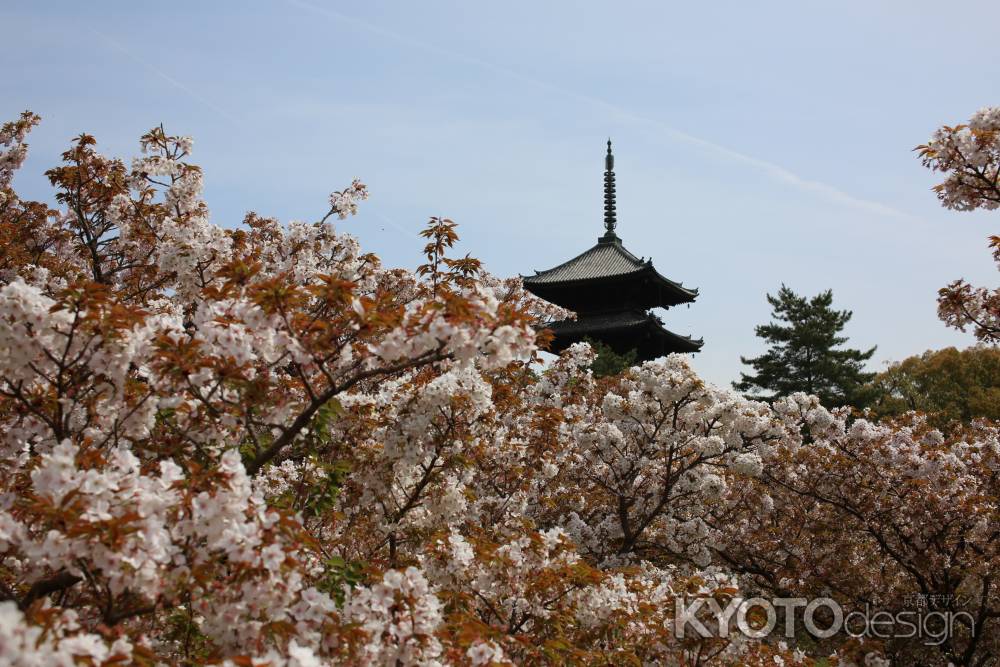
538,313,704,356
645,261,699,301
523,264,698,307
542,312,649,337
655,327,704,354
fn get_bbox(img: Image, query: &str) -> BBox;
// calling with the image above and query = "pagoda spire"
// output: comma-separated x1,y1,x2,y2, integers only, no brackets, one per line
522,140,704,360
602,139,618,241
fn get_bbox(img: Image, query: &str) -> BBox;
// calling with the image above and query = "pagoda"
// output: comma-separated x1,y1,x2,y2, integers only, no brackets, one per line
523,141,703,361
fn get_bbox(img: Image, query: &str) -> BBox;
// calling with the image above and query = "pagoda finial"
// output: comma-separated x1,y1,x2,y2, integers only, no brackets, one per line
602,139,618,240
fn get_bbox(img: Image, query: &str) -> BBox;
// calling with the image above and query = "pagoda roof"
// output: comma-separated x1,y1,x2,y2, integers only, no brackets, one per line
525,235,647,284
545,309,650,334
523,234,697,308
540,310,703,358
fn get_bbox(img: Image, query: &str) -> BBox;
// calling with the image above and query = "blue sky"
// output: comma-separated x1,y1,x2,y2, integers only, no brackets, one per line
5,0,999,386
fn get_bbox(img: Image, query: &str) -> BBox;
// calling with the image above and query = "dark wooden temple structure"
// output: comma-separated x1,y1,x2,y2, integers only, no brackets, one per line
523,141,703,361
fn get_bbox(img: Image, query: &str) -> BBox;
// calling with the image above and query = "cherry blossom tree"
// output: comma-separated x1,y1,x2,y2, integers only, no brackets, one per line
713,396,1000,665
917,106,1000,342
3,110,990,666
0,113,813,666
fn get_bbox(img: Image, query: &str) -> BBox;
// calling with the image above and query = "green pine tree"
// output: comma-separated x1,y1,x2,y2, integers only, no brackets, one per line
734,285,876,407
584,337,638,378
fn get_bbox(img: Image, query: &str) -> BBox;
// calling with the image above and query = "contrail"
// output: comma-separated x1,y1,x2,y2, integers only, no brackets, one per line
288,0,912,221
371,209,422,241
91,28,243,126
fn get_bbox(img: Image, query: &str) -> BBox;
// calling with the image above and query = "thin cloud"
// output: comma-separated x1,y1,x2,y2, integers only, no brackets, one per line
91,28,243,126
288,0,912,221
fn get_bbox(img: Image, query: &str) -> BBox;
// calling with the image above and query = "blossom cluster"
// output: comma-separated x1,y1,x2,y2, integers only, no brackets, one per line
918,106,1000,211
918,108,1000,343
328,178,369,219
0,111,39,191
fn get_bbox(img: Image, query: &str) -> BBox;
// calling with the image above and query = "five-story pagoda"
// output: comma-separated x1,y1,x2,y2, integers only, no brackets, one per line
523,141,703,361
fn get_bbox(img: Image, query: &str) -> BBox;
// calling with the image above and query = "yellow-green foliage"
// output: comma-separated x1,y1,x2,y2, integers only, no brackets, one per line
860,346,1000,427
